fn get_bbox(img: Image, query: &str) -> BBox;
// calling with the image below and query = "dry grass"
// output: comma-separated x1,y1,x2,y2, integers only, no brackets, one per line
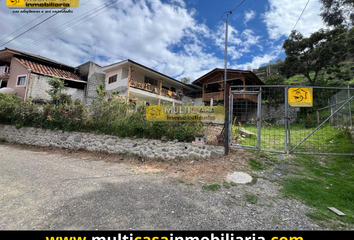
133,148,253,184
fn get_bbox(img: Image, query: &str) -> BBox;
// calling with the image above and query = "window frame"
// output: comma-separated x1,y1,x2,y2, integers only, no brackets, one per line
108,74,118,84
16,75,27,87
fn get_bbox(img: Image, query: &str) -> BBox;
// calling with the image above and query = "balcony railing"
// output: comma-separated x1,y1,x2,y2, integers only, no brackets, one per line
203,92,224,102
0,66,10,79
203,91,258,103
161,88,181,100
129,79,182,100
129,79,159,93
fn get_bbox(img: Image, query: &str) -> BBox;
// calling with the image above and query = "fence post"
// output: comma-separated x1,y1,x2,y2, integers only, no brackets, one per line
256,87,262,150
224,84,230,155
348,85,353,128
335,94,338,126
284,86,288,154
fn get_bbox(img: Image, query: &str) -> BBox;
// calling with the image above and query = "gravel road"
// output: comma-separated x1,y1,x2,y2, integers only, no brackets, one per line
0,143,321,230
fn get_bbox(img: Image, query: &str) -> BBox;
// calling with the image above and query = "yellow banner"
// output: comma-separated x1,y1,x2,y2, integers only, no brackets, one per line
7,0,79,8
146,105,225,123
288,87,313,107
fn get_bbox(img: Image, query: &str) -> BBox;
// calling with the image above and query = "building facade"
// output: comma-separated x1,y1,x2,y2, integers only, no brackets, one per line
102,59,197,105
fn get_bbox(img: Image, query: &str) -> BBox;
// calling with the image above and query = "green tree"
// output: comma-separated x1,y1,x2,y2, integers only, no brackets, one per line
46,78,72,104
181,77,191,84
46,77,64,99
319,0,354,27
265,75,285,85
280,27,349,86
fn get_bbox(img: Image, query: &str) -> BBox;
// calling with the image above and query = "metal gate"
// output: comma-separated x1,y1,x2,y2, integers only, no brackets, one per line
229,85,354,155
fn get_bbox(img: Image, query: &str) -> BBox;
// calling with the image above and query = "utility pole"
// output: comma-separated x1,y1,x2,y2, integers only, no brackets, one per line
223,12,231,107
224,11,231,155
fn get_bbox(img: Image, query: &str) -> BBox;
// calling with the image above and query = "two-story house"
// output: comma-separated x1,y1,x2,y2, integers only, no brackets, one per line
192,68,264,121
0,47,105,104
0,48,199,106
102,59,198,105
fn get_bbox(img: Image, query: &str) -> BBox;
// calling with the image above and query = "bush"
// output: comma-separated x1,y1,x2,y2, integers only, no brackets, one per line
0,91,204,141
10,99,88,131
0,93,21,124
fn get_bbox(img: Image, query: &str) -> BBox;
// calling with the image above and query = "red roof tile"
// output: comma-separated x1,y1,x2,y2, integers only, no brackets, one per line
15,58,83,82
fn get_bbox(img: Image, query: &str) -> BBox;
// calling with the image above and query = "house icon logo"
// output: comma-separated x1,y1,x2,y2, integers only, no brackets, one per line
288,87,313,107
7,0,25,6
146,106,166,121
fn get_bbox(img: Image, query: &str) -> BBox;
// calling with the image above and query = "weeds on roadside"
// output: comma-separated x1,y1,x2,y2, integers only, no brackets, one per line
244,193,258,204
0,85,203,141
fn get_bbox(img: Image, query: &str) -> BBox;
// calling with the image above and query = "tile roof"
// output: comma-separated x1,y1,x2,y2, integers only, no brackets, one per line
5,47,73,68
16,57,83,82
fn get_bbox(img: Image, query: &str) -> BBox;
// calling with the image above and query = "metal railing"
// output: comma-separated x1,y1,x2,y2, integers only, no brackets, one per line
229,85,354,155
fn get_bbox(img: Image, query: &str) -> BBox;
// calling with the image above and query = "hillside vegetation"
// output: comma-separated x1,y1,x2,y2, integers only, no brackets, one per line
254,59,354,87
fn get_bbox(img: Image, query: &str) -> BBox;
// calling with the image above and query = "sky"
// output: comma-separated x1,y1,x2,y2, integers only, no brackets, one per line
0,0,327,81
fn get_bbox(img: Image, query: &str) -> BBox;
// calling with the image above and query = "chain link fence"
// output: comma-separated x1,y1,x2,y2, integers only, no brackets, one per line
230,85,354,155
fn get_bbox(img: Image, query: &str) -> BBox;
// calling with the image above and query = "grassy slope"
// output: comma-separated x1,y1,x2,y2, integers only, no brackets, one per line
235,123,354,229
281,154,354,229
255,60,354,87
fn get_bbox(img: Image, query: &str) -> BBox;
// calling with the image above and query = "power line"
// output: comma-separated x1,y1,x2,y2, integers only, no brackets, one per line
1,0,95,47
292,0,311,32
222,0,248,19
19,0,127,51
231,0,247,12
0,13,47,45
0,9,65,48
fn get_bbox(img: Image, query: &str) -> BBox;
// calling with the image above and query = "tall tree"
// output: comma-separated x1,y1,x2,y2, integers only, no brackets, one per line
280,26,348,85
181,77,191,84
319,0,354,27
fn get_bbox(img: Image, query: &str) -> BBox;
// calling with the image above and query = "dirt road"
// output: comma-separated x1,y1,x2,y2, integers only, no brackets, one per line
0,143,320,230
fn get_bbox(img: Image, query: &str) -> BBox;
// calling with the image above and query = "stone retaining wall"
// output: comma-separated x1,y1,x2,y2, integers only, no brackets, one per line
0,125,224,160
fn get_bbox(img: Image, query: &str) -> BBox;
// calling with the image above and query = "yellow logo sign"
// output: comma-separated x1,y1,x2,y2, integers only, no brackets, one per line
288,87,313,107
146,105,225,123
7,0,25,6
146,106,167,120
7,0,79,8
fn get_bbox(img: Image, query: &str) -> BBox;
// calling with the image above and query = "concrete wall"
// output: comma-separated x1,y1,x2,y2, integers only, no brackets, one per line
26,73,52,102
77,61,105,104
26,73,85,103
240,103,300,124
64,87,84,101
262,104,300,124
0,124,224,161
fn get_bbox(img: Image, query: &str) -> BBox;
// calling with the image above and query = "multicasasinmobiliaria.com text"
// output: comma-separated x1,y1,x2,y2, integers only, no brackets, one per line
46,233,304,240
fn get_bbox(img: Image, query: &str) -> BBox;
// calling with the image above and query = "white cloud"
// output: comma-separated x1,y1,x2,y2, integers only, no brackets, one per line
212,23,261,61
0,0,327,83
0,0,219,80
263,0,325,40
244,10,256,25
232,44,283,70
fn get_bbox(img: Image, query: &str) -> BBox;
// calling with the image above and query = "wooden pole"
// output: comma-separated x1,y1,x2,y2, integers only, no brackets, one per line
126,65,132,103
158,79,163,105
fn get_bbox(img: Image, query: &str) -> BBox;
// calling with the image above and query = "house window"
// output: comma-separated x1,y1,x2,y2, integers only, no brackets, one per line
144,76,158,86
16,75,26,86
171,87,176,92
108,75,117,84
